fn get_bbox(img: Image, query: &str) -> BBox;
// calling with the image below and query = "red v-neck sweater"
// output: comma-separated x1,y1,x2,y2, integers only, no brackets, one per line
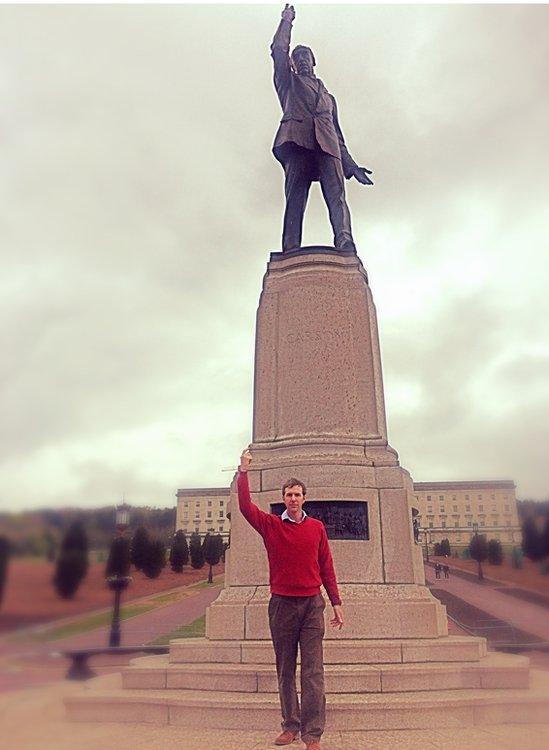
237,471,341,606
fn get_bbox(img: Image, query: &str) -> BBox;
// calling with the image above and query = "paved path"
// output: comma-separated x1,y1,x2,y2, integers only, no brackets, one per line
2,677,549,750
0,584,222,692
425,565,549,641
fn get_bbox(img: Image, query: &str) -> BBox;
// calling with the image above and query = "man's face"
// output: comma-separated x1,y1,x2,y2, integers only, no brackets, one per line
283,485,305,516
292,48,315,76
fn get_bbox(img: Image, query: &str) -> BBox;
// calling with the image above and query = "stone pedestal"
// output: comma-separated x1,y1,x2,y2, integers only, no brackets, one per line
65,248,546,731
206,248,446,640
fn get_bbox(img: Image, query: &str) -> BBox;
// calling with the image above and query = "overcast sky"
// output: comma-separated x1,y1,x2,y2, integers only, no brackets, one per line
2,3,548,511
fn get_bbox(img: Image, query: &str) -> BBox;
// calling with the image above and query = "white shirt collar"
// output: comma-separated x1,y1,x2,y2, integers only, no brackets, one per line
281,508,308,524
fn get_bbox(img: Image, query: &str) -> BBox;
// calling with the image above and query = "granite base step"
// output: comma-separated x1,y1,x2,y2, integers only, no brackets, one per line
168,635,487,665
65,669,549,730
122,652,529,693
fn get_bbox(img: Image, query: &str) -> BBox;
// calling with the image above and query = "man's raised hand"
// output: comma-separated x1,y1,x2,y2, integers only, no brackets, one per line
353,166,374,185
281,4,295,22
239,448,252,473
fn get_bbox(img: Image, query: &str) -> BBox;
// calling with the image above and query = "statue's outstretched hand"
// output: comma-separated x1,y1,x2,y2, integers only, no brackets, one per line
281,4,295,22
353,166,374,185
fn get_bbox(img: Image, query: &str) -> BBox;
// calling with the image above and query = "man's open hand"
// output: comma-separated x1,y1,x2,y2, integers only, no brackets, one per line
330,605,344,630
239,448,252,472
281,4,295,23
352,166,374,185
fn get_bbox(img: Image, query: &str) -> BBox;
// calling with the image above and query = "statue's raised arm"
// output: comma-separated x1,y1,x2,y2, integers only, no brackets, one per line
269,4,373,253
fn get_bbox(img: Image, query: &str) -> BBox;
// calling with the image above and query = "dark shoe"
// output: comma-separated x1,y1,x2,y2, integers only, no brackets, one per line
274,730,298,745
304,742,321,750
337,240,356,252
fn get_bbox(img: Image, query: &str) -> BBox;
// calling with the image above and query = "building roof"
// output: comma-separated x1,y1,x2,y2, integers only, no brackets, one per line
176,487,230,497
413,480,515,491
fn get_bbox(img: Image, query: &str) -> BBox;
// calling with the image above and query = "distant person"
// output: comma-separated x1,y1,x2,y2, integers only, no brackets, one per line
443,564,450,579
237,448,343,750
434,563,441,579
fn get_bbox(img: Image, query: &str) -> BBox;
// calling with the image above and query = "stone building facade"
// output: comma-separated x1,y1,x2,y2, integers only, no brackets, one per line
413,480,521,550
175,487,230,540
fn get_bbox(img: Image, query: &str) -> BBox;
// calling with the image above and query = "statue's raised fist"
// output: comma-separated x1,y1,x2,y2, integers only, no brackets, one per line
281,4,296,22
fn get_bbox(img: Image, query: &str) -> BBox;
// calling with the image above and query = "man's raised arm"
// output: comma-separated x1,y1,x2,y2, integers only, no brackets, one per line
237,449,270,536
271,4,295,100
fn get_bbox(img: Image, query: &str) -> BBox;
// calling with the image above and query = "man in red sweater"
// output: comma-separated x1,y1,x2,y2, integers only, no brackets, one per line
238,449,344,750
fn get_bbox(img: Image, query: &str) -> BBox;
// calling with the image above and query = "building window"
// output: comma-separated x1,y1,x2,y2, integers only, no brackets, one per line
467,521,472,527
454,522,459,528
465,495,469,501
441,521,446,528
207,511,212,518
429,522,433,528
480,521,485,527
427,507,433,514
491,494,495,500
479,505,483,511
439,495,444,501
196,501,200,507
220,500,224,507
453,505,458,512
427,495,432,501
219,510,224,518
208,500,212,507
219,525,224,532
440,508,445,515
184,501,189,507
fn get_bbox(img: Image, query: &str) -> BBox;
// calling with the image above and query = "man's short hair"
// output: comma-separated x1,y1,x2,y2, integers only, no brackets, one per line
291,45,316,67
282,478,307,496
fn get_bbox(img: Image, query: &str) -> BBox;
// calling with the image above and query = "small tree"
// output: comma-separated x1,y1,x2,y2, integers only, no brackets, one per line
541,517,549,560
130,526,150,571
141,538,166,579
53,521,89,599
440,538,451,557
43,531,57,562
105,537,131,579
522,517,544,562
0,536,10,609
469,533,488,580
169,530,189,573
511,546,523,569
190,532,205,570
487,538,503,565
203,533,224,583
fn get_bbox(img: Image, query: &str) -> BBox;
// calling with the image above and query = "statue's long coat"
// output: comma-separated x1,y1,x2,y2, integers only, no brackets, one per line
271,18,358,181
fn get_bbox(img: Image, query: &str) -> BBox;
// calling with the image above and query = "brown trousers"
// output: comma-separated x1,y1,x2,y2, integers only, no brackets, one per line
268,594,326,742
282,145,354,251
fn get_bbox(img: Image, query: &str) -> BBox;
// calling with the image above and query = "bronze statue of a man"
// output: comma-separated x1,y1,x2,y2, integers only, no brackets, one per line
271,4,373,253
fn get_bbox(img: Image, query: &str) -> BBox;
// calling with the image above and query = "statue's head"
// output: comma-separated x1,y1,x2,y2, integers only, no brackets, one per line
291,45,316,76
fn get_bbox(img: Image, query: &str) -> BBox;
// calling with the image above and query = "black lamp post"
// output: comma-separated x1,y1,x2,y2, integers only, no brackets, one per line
107,504,132,648
423,527,430,562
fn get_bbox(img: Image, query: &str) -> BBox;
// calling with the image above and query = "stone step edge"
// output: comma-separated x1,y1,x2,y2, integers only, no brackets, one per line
126,652,528,673
65,685,549,710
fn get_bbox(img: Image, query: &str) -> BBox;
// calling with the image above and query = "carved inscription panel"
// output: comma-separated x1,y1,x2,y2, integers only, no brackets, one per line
270,500,369,540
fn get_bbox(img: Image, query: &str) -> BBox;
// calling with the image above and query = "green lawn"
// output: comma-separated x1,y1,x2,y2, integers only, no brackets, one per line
149,615,206,645
30,602,157,642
